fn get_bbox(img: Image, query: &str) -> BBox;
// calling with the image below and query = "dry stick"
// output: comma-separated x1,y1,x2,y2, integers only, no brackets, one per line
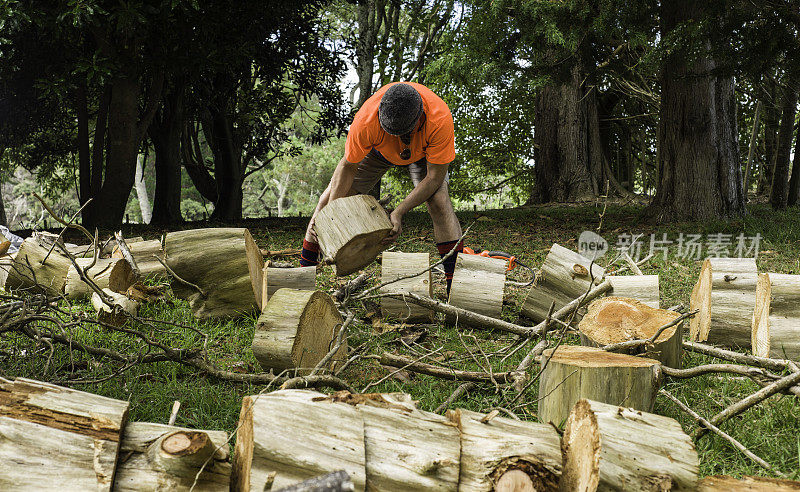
363,347,443,392
379,352,515,384
660,389,787,478
114,231,141,278
39,198,94,265
152,254,206,297
31,192,95,243
609,253,653,275
168,400,181,426
660,363,773,380
334,273,370,303
434,382,478,413
682,341,790,372
694,369,800,439
601,310,697,353
622,251,643,275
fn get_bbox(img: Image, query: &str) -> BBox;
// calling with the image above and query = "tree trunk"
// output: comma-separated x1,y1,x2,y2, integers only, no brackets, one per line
787,120,800,206
743,100,762,196
5,237,72,297
759,81,779,195
150,88,185,225
182,122,219,203
647,2,745,221
0,183,6,226
134,154,152,224
111,239,167,279
355,0,379,108
769,87,798,210
204,108,244,222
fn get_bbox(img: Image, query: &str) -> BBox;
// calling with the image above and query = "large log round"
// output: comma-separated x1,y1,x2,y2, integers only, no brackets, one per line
313,195,393,276
260,265,316,310
448,254,506,318
5,238,72,296
65,258,136,299
380,251,433,322
752,273,800,360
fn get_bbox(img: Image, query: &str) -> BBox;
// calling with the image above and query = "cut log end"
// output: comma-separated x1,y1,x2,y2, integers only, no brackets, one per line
543,345,660,368
492,458,559,492
334,230,391,276
689,259,712,341
244,229,265,307
160,431,209,456
231,396,255,492
559,399,600,492
752,272,771,358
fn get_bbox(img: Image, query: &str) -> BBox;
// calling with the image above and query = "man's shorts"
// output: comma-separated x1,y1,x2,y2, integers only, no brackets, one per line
351,149,450,194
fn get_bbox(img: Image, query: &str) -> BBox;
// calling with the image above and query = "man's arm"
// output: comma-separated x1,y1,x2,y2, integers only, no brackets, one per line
383,162,448,244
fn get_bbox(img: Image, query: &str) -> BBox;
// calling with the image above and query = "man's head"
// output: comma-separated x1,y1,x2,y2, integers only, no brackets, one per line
378,83,423,136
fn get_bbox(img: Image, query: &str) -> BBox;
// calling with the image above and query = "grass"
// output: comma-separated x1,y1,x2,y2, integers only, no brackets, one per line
2,202,800,480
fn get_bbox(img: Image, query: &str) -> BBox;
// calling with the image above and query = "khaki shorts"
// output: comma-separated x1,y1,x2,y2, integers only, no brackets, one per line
351,149,449,194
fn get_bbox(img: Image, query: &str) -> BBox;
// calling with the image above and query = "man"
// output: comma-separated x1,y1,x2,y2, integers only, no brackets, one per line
300,82,464,291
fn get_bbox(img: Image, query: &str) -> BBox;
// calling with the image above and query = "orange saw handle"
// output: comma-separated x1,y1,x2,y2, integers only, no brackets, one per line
462,247,517,271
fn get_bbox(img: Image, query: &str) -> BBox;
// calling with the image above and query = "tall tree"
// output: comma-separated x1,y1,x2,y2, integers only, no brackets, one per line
769,84,798,210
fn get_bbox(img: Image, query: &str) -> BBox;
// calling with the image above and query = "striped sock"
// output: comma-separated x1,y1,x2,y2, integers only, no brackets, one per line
300,240,320,266
437,239,464,294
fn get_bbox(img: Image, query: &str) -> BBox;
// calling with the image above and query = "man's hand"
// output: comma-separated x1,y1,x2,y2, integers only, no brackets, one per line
383,210,403,245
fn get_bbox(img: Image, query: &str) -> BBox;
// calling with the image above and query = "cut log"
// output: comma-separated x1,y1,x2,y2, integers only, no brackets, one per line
64,243,96,258
699,475,800,491
273,471,354,492
32,231,64,249
522,244,606,323
538,345,660,426
689,257,758,348
450,408,562,492
114,422,230,491
92,288,139,326
0,252,15,289
313,195,393,276
64,258,136,299
163,228,264,319
753,273,800,360
0,377,129,491
448,254,507,318
607,275,660,308
559,399,698,492
578,296,682,368
5,238,72,296
112,239,167,278
231,389,367,492
253,289,345,374
260,264,316,310
104,236,144,256
380,251,433,322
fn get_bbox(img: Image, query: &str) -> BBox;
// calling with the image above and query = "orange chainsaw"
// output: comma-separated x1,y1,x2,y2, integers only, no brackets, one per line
461,247,533,275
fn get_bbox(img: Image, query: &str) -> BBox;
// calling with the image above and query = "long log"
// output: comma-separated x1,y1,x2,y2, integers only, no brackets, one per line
253,289,345,375
0,377,129,491
607,275,660,308
578,296,682,368
114,422,231,491
314,195,393,276
699,475,800,491
5,238,72,296
65,258,136,299
538,345,660,426
260,265,316,310
559,399,698,491
164,228,263,318
450,408,562,491
752,273,800,359
448,254,506,318
689,257,758,348
522,244,605,323
112,239,167,279
273,471,354,492
380,251,433,322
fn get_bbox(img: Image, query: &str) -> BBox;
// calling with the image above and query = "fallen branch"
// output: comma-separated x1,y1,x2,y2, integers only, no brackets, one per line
434,382,478,413
379,352,515,384
682,341,790,372
602,310,696,353
114,232,141,278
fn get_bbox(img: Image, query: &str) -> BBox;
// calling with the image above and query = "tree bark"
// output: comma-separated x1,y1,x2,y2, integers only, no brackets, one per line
0,183,6,226
355,0,380,108
743,100,762,196
204,107,244,221
182,122,219,203
647,2,745,221
788,120,800,206
448,254,507,319
134,154,152,224
769,87,798,210
150,87,185,224
759,81,779,195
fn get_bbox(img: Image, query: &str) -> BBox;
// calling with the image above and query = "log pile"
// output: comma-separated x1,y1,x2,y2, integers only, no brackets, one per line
752,273,800,360
690,257,758,348
578,296,683,368
522,243,605,323
313,194,393,276
559,399,699,491
448,254,506,318
380,251,433,322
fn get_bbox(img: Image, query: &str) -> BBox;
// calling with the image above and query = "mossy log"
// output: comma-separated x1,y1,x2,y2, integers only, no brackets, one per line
114,422,230,491
5,238,72,296
380,251,433,322
559,399,698,492
112,239,167,279
450,408,562,492
522,244,606,323
578,296,682,368
448,254,507,318
163,228,263,319
313,195,393,276
538,345,660,426
64,258,136,299
260,265,316,310
607,275,660,308
252,289,345,374
752,273,800,360
689,257,758,348
0,377,129,491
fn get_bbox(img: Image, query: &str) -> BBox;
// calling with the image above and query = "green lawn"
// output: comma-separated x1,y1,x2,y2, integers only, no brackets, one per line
2,203,799,480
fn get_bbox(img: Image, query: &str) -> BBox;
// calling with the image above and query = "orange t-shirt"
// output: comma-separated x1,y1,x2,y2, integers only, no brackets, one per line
345,82,455,166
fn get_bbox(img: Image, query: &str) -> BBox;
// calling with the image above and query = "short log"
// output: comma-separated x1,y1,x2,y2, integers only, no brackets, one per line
0,252,15,289
5,238,72,296
231,389,367,492
112,239,167,278
689,257,758,348
448,254,506,318
578,296,682,368
699,475,800,491
538,345,660,426
559,399,699,492
380,251,433,322
450,408,562,491
313,195,393,276
92,288,139,326
0,377,129,491
114,422,230,491
253,289,345,374
64,258,136,299
164,228,264,319
522,244,606,323
607,275,660,308
752,273,800,360
260,265,316,310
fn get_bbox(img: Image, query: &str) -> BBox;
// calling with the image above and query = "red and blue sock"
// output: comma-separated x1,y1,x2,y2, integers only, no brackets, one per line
437,239,464,294
300,239,320,266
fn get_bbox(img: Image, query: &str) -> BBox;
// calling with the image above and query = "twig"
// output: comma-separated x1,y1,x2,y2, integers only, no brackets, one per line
168,400,180,426
39,199,94,265
682,341,790,372
115,232,141,278
622,251,643,275
379,352,515,384
434,382,478,413
152,255,206,297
